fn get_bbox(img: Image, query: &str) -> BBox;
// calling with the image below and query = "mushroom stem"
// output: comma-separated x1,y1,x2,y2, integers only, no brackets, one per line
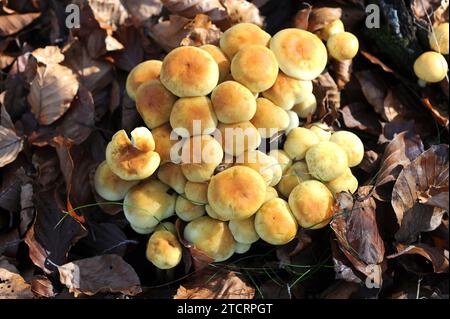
418,79,427,88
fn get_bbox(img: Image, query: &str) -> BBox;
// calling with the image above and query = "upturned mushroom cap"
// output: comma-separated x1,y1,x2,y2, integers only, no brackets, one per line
184,181,208,204
235,150,282,186
268,149,292,174
329,131,364,167
316,19,345,41
106,127,160,181
124,179,177,230
270,28,328,80
231,44,279,93
207,166,267,220
157,163,187,194
135,80,177,129
292,93,317,119
126,60,162,100
219,23,271,59
325,168,358,196
160,46,219,97
184,216,236,262
200,44,231,82
288,180,334,229
175,196,205,222
262,72,313,110
429,23,449,55
152,123,178,163
146,229,182,269
309,122,332,141
327,31,359,61
211,81,256,124
235,242,251,254
264,186,279,202
413,51,448,84
155,221,177,235
94,161,138,201
250,98,290,139
180,135,224,182
229,215,259,244
217,121,261,156
170,96,217,137
277,161,312,198
255,198,298,245
305,141,348,181
283,127,320,160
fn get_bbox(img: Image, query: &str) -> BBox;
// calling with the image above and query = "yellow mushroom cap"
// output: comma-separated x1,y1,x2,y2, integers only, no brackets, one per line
270,28,328,80
184,216,236,262
126,60,162,100
327,31,359,61
155,221,177,235
292,93,317,119
94,161,138,201
157,162,187,194
316,19,345,41
217,121,261,156
135,80,176,129
277,161,312,199
330,130,364,167
130,224,155,235
305,141,348,182
184,181,208,205
231,44,279,93
152,123,178,163
429,23,449,55
207,166,266,220
262,72,313,110
105,127,160,181
229,215,259,244
250,98,290,139
255,198,298,245
175,196,205,222
170,96,218,137
414,51,448,83
288,180,334,229
160,46,219,97
268,149,292,174
205,204,229,222
146,229,182,269
285,110,300,135
264,186,279,203
211,81,256,124
283,127,320,160
235,150,282,186
235,242,251,254
124,179,177,230
325,168,358,196
200,44,231,82
180,135,224,182
219,23,271,60
309,122,332,141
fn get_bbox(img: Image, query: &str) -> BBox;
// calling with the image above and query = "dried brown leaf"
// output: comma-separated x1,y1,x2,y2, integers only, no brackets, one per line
161,0,227,21
1,103,15,130
0,126,23,168
313,72,340,124
392,144,449,244
307,7,342,33
340,103,382,136
30,275,57,298
221,0,264,26
19,183,34,236
85,0,130,31
150,14,222,52
32,46,65,65
0,12,41,37
27,64,79,125
0,258,34,299
174,270,255,299
58,254,141,297
124,0,163,25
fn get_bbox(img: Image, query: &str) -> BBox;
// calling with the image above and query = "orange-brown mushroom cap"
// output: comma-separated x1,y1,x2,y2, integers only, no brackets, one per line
94,161,138,201
126,60,162,100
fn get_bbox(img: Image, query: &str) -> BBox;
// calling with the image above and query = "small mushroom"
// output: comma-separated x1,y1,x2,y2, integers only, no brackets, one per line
184,216,236,262
229,216,259,244
309,122,332,141
316,19,345,41
270,28,328,80
105,127,160,181
235,150,282,186
200,44,231,83
283,127,319,160
330,131,364,167
429,23,449,55
126,60,162,100
250,98,290,139
94,161,138,201
268,150,292,174
175,196,205,222
152,123,179,163
160,46,219,97
157,163,187,194
146,225,182,269
264,186,279,203
184,181,208,204
305,141,348,181
231,44,279,93
235,242,251,254
217,121,261,156
205,204,228,221
277,161,312,198
327,31,359,61
288,180,334,229
325,168,358,196
255,198,298,245
413,51,448,86
292,93,317,119
207,166,266,220
285,110,300,135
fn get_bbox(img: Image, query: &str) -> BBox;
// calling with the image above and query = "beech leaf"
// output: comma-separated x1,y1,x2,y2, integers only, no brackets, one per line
0,126,23,168
0,12,41,37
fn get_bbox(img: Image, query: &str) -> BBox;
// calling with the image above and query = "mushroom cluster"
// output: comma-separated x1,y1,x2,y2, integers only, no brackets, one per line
93,22,364,269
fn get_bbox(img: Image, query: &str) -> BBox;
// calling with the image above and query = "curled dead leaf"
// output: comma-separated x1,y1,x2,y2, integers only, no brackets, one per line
0,258,34,299
313,72,340,124
0,12,41,37
0,126,23,168
31,46,65,65
161,0,227,22
27,63,80,125
392,144,449,244
58,254,142,297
